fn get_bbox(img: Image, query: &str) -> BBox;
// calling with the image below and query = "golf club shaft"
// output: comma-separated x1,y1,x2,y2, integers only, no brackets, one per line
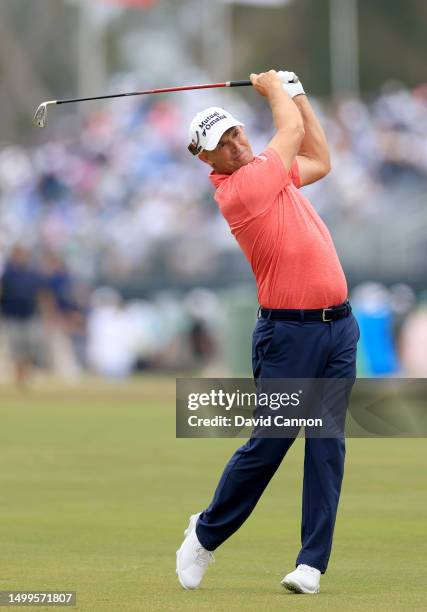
53,80,253,106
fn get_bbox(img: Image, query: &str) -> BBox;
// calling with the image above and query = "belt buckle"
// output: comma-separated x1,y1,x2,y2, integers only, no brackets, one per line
322,307,333,322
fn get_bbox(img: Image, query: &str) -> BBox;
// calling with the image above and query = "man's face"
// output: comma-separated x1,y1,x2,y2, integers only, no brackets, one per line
200,126,254,174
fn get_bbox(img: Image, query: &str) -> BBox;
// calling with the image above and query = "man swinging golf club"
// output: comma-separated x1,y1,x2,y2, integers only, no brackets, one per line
177,69,359,594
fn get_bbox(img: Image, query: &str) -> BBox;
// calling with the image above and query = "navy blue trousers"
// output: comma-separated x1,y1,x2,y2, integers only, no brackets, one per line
196,312,359,573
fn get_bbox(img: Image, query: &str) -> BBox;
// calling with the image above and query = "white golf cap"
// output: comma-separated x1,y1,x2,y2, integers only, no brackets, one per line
188,106,244,155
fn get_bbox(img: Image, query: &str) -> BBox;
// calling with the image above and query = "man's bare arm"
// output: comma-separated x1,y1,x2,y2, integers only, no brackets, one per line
250,70,305,172
293,95,331,186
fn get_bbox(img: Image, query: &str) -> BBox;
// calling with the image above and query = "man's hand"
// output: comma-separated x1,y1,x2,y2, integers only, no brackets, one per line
277,70,306,98
250,70,285,99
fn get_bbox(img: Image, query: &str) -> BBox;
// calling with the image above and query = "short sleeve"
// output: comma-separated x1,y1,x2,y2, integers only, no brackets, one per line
230,147,291,216
289,159,301,188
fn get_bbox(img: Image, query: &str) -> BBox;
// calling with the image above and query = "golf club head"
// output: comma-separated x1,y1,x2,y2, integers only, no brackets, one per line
33,100,56,128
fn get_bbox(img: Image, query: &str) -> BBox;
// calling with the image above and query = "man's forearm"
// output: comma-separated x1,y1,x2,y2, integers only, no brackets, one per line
250,71,305,171
293,95,330,167
269,86,304,134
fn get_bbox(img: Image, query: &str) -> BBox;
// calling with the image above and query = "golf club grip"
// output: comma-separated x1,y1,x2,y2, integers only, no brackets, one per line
229,80,252,87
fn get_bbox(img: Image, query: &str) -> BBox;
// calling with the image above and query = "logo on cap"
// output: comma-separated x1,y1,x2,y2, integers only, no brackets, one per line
198,111,227,137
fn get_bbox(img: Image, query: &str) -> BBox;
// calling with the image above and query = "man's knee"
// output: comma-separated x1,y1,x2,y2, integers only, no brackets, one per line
234,436,294,470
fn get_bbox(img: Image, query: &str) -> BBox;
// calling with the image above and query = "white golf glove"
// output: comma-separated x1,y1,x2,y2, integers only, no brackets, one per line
277,70,305,97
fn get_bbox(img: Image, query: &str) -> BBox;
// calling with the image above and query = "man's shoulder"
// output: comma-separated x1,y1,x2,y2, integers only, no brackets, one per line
213,147,289,221
240,148,275,170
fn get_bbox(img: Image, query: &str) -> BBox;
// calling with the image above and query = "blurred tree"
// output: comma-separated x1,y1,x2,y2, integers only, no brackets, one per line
233,0,331,95
234,0,427,96
0,0,78,142
358,0,427,92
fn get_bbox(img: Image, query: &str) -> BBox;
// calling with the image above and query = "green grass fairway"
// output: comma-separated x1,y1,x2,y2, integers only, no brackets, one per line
1,378,426,611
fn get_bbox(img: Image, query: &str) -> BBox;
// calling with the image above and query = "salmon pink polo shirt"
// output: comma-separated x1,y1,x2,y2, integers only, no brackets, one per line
209,147,348,309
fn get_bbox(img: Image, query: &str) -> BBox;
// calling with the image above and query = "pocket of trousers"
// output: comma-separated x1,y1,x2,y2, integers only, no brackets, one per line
252,319,278,379
352,313,361,342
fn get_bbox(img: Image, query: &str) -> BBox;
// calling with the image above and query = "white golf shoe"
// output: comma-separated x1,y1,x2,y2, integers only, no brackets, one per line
176,513,214,590
281,564,321,594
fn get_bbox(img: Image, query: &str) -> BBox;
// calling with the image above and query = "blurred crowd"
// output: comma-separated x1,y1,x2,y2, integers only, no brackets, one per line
0,245,221,385
0,80,426,287
1,243,427,384
1,78,427,383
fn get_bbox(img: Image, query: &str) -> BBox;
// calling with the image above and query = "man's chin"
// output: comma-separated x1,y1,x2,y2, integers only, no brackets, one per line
235,153,254,169
219,154,254,174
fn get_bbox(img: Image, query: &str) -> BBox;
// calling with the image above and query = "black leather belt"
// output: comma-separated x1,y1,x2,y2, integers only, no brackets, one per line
258,300,351,322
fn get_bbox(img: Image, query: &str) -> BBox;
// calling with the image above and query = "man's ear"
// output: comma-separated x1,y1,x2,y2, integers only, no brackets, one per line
199,151,213,167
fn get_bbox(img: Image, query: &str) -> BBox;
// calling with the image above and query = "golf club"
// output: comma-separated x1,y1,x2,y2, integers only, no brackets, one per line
33,80,253,128
33,74,300,128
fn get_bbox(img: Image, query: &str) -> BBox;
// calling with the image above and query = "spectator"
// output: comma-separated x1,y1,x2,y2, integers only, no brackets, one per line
39,252,83,380
399,295,427,376
0,246,42,386
86,287,135,379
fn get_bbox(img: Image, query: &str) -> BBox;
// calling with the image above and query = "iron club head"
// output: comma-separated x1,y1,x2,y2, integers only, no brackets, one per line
33,100,56,128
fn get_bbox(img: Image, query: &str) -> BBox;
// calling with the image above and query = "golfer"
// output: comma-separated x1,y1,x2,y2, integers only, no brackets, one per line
177,70,359,594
